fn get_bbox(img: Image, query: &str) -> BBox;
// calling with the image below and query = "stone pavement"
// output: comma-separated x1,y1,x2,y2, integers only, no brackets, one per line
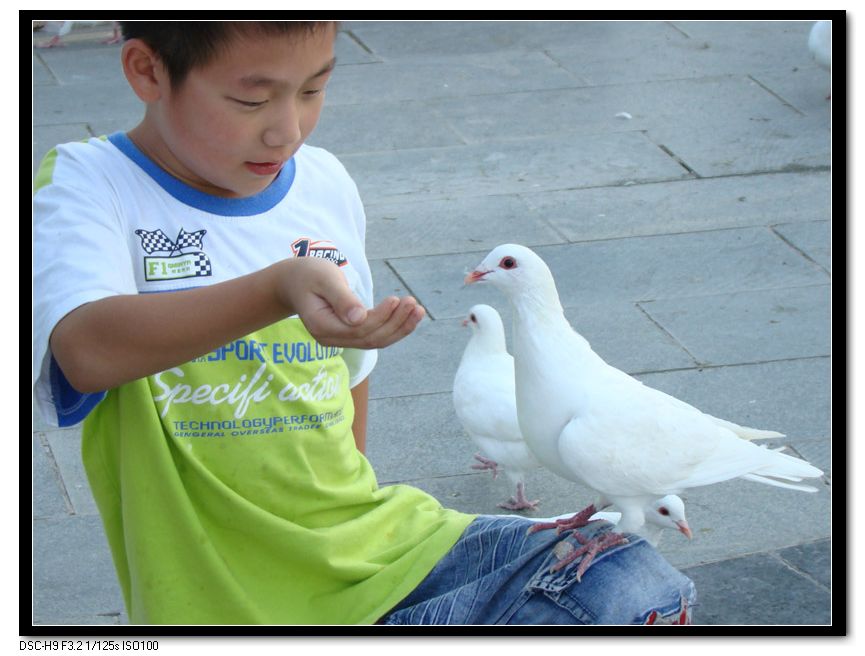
31,20,833,627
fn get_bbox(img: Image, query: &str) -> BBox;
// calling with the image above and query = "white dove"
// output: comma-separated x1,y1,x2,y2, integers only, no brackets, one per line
590,495,692,547
808,20,832,99
465,244,823,579
453,304,541,511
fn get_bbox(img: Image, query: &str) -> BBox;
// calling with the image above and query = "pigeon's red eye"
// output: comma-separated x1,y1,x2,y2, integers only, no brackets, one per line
499,256,517,270
658,507,670,516
470,313,477,323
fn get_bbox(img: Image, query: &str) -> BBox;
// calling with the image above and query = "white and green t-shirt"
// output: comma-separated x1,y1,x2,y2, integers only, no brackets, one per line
32,135,474,624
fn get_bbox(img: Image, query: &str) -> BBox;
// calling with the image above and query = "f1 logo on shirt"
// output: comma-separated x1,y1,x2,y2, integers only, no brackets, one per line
135,227,212,281
292,238,348,267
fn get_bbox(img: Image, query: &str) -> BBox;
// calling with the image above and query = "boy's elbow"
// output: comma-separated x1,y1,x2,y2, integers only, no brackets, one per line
51,347,107,394
49,323,109,394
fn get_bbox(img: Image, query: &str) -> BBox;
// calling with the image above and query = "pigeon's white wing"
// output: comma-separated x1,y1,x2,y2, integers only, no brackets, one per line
554,388,721,498
593,361,784,440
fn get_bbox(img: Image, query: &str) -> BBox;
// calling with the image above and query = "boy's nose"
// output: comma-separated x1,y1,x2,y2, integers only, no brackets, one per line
262,108,303,148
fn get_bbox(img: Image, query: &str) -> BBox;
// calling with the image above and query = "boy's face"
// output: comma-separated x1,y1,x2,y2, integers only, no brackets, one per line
139,26,336,198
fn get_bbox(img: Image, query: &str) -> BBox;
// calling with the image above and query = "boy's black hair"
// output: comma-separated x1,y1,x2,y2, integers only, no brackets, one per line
119,21,336,89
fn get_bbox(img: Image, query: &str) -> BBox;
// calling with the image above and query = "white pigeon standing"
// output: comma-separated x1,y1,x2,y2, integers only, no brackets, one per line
453,304,541,511
590,495,692,547
808,20,832,99
465,244,823,579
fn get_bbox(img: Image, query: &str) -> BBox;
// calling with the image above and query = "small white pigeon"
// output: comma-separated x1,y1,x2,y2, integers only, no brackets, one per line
590,495,692,547
465,244,824,579
808,20,832,99
453,304,541,511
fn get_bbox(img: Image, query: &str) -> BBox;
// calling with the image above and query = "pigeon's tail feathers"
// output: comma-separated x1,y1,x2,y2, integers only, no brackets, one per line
715,419,785,440
741,473,820,493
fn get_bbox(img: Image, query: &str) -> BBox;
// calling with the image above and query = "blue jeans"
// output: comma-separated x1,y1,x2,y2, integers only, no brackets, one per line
379,515,696,625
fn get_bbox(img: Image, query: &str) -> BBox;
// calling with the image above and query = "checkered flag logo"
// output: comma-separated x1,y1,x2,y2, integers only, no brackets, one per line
134,229,175,254
175,228,207,251
134,227,208,254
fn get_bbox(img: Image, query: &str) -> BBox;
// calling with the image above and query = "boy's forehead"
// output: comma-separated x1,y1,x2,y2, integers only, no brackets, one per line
237,58,337,89
196,29,336,86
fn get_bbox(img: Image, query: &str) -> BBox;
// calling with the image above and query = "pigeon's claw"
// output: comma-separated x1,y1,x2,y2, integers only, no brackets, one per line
471,453,499,479
526,503,598,535
497,482,540,511
549,531,630,581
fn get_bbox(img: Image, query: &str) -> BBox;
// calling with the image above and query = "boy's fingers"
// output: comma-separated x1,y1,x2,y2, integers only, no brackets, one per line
358,297,425,348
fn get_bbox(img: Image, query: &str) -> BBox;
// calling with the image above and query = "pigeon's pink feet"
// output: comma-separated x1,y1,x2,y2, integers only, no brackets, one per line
527,503,598,535
471,453,499,479
35,35,64,48
497,482,540,511
549,530,630,581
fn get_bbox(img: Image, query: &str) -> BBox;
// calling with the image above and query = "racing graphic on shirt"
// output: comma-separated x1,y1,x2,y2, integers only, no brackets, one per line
291,237,348,267
135,227,212,281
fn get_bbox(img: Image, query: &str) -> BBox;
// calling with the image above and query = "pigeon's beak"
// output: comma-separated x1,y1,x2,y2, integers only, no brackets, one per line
464,269,490,285
675,520,693,540
461,319,469,327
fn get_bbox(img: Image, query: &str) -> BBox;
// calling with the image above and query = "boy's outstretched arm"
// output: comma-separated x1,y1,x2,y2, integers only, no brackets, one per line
50,256,424,393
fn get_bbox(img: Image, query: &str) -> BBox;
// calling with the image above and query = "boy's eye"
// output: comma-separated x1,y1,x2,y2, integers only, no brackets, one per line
229,97,267,107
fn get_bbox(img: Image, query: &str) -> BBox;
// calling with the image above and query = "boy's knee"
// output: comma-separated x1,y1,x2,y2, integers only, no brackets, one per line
523,530,697,625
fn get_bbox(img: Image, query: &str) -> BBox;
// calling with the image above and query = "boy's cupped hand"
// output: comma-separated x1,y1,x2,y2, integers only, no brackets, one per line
279,256,426,350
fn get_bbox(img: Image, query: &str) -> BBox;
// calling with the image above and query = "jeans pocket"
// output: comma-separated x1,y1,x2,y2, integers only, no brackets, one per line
521,525,639,623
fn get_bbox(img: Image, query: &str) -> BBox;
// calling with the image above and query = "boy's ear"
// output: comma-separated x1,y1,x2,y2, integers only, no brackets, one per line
121,38,167,103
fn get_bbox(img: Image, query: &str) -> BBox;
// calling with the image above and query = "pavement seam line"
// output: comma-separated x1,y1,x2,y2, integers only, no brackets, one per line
34,432,76,516
767,548,832,594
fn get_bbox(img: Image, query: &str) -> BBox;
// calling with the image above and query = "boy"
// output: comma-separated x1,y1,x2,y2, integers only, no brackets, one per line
33,21,695,625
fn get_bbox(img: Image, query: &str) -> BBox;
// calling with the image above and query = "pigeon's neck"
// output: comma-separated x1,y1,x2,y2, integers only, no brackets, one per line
509,287,568,331
464,330,507,358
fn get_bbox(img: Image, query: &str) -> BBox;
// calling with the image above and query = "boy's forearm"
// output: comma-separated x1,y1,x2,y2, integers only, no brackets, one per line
50,261,290,393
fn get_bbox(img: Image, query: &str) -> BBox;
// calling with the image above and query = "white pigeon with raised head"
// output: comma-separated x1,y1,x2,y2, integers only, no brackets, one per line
453,304,540,511
590,495,691,547
465,244,823,579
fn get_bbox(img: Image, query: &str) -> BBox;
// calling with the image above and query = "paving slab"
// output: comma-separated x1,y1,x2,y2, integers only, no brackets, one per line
346,21,680,59
682,549,831,625
777,538,832,590
362,193,563,260
324,50,582,106
43,427,97,516
636,358,831,444
34,46,125,86
32,433,72,519
392,227,829,320
340,130,690,205
32,515,126,626
310,101,466,155
774,221,832,273
433,74,804,145
651,110,829,178
639,284,831,366
520,171,830,242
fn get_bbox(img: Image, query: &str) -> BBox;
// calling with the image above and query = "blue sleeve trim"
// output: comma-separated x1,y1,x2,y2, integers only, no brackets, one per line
49,355,106,428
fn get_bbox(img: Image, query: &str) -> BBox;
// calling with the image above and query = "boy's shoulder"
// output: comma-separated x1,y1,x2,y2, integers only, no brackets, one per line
34,135,128,192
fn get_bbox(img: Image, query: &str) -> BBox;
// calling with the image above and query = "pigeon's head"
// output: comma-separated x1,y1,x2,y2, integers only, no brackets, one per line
461,304,508,352
464,244,557,301
647,495,692,539
462,304,504,333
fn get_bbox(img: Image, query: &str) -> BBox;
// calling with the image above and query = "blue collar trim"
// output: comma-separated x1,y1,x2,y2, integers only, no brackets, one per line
107,132,295,216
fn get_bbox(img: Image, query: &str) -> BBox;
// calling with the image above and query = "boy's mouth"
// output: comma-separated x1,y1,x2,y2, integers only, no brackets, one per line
244,161,284,176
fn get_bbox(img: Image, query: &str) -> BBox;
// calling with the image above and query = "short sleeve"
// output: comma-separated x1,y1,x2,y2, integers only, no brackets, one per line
32,144,139,426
